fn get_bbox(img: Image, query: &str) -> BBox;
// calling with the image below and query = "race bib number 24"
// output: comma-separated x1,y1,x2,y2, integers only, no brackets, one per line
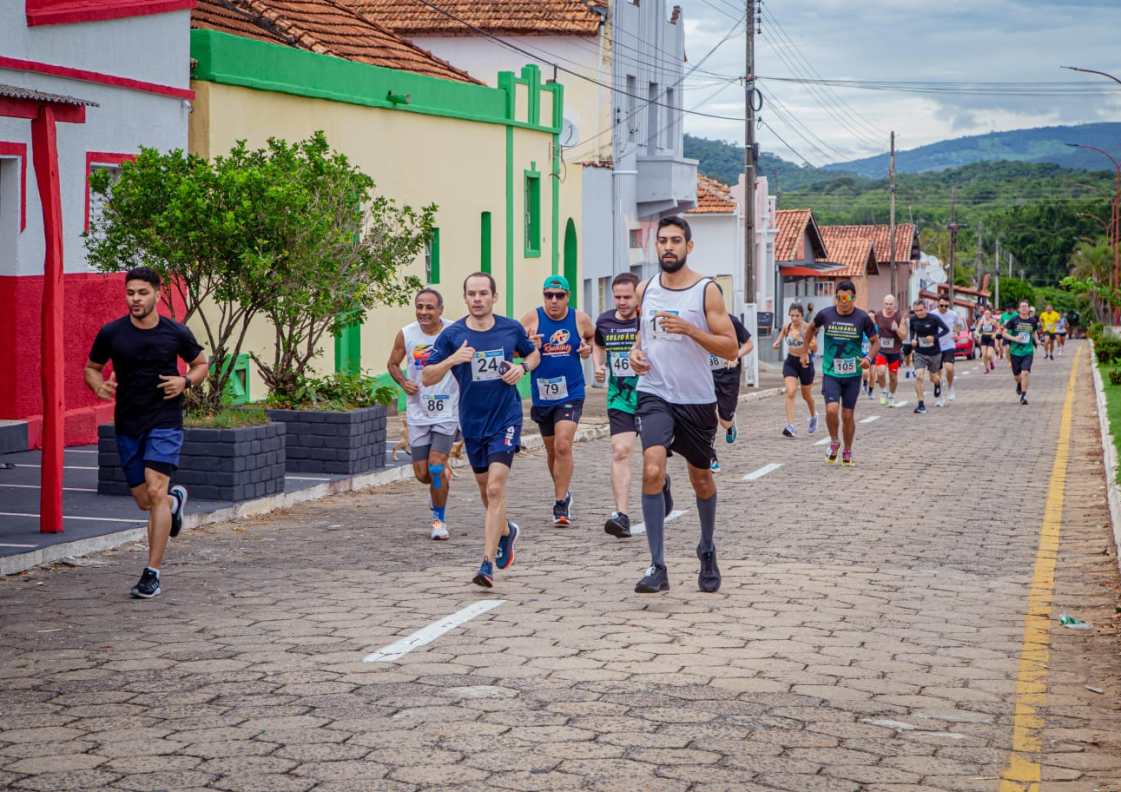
473,349,505,381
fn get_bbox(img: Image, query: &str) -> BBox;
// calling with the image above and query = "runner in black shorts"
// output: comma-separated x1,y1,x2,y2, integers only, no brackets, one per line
593,273,641,537
908,298,950,413
708,311,753,471
85,267,208,599
772,302,817,437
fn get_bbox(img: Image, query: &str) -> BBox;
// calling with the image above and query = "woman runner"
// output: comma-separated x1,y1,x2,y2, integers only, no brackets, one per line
771,303,818,437
976,308,998,373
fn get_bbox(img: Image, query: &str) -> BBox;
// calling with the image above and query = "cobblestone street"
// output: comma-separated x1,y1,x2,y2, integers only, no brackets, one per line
1,342,1119,792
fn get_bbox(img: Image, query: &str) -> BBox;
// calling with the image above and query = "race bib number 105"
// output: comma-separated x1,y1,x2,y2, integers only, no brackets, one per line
833,357,858,375
473,349,505,381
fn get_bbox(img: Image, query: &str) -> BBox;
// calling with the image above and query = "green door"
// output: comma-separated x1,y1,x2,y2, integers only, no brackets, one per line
563,218,578,308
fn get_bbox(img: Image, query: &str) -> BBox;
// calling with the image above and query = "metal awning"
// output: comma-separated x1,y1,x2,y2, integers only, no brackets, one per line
0,83,98,107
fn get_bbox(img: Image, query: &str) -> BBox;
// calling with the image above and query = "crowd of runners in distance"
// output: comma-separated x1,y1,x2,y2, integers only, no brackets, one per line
82,216,1069,599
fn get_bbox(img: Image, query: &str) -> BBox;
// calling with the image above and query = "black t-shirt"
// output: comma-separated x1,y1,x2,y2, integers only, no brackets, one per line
89,316,204,436
909,314,950,355
713,315,752,382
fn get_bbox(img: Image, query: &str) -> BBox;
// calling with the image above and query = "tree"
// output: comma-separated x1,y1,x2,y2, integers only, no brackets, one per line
997,276,1036,309
86,144,295,412
249,133,433,399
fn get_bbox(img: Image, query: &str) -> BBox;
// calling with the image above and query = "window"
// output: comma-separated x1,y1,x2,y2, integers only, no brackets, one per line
647,82,659,154
85,152,135,234
628,228,643,249
626,75,637,142
480,212,492,274
524,169,541,257
0,148,23,274
597,276,611,312
425,227,441,283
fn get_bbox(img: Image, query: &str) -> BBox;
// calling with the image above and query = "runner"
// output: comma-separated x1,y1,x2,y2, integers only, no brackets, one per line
628,216,738,594
84,267,207,599
908,298,951,414
1004,298,1042,406
593,272,641,538
811,279,879,466
932,296,964,402
423,272,541,587
1040,303,1060,360
1000,305,1018,365
771,303,818,437
872,295,907,407
708,308,753,472
975,307,998,373
521,275,595,525
861,333,875,400
386,288,460,541
1056,312,1069,356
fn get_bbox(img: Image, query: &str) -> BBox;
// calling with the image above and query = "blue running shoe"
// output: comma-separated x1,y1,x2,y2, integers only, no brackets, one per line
709,459,720,473
472,558,494,588
725,424,737,444
496,521,520,570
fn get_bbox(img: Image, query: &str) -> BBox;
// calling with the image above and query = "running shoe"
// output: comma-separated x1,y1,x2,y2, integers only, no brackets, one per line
782,424,795,438
472,558,494,588
130,568,161,599
841,450,854,467
697,545,721,593
935,397,945,408
826,441,840,464
1016,381,1022,395
914,402,927,414
949,387,956,401
430,519,449,541
604,512,631,538
808,415,819,434
169,485,187,538
552,492,573,526
933,382,942,399
888,396,897,408
709,459,721,473
496,521,519,569
867,384,875,400
634,564,670,593
726,424,737,444
879,392,889,406
663,475,673,514
1020,394,1029,406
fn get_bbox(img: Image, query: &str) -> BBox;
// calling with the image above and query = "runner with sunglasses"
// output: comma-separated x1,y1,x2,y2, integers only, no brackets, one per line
521,275,595,526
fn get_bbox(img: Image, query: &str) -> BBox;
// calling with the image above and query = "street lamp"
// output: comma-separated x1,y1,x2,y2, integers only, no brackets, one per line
1066,142,1120,324
1061,65,1121,87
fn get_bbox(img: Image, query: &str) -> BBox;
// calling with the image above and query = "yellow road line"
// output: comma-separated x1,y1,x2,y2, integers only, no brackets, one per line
999,350,1082,792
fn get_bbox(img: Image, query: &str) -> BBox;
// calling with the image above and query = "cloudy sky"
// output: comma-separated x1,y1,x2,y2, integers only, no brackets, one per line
676,0,1121,165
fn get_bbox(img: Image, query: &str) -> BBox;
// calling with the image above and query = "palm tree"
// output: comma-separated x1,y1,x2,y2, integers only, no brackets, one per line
1069,238,1113,322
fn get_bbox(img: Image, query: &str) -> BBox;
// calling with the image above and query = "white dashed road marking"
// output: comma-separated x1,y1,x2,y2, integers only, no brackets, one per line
364,600,506,663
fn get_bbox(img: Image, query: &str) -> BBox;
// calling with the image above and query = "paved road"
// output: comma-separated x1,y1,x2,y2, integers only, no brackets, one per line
1,342,1119,792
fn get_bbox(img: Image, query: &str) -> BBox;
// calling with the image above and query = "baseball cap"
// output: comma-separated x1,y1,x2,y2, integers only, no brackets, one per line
542,274,571,292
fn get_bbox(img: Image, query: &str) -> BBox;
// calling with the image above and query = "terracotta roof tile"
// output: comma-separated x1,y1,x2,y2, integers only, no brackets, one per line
774,208,827,262
345,0,603,37
817,229,877,278
817,223,918,264
687,175,735,214
193,0,479,83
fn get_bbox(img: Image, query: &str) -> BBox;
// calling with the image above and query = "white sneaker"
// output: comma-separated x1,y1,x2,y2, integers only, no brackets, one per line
879,392,888,406
888,395,897,408
936,397,945,408
430,519,449,541
948,387,956,401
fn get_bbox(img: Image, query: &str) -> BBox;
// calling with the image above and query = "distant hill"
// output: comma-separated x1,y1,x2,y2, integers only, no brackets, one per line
683,134,841,190
825,123,1121,177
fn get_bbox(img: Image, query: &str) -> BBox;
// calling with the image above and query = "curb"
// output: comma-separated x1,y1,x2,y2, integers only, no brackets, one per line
3,386,782,576
1087,341,1121,576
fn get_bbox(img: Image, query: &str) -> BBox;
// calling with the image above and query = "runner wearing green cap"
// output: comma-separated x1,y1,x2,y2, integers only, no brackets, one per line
521,274,595,525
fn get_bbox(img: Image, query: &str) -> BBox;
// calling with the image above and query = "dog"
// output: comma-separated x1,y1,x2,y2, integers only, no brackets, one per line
392,414,464,465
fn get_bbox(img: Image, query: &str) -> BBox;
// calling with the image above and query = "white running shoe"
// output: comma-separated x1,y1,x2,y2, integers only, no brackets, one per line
888,395,897,408
430,519,449,541
948,387,956,401
879,392,888,406
808,415,819,434
935,397,945,408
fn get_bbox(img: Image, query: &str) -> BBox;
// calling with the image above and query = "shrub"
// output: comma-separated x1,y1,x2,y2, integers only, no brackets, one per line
1110,369,1121,386
1094,334,1121,364
1088,321,1105,342
265,371,395,411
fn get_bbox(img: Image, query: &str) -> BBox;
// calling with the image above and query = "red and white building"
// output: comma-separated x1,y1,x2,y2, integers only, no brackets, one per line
1,0,192,531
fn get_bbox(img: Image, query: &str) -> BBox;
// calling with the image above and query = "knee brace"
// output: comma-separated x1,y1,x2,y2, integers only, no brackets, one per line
428,463,445,489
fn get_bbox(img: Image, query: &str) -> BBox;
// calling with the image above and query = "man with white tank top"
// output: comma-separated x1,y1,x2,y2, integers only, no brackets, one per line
386,289,461,540
628,216,739,595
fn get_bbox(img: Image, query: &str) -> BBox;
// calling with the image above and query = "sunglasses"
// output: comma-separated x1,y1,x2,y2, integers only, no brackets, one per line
543,291,568,301
836,294,854,303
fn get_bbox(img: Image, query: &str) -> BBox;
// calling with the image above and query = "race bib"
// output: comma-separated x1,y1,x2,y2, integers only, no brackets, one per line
923,336,935,347
833,357,858,375
1017,333,1030,344
422,393,450,417
880,337,895,350
708,353,732,371
649,309,683,342
473,349,505,381
536,376,568,401
610,351,633,378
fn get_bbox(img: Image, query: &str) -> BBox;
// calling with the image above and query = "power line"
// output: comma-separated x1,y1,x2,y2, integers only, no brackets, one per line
759,118,816,168
757,83,850,162
758,76,1121,95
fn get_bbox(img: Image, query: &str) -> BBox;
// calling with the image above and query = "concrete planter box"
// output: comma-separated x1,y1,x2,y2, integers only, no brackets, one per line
97,423,286,502
265,405,387,475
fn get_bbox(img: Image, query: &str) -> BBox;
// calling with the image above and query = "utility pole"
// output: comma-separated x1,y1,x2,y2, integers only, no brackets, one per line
947,188,959,306
888,131,897,302
743,0,757,309
994,238,1001,309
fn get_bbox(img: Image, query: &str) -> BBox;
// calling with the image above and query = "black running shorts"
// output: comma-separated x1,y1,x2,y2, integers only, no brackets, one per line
782,355,814,386
530,400,584,438
635,392,717,471
607,408,637,436
821,375,861,410
1011,354,1033,376
712,373,740,422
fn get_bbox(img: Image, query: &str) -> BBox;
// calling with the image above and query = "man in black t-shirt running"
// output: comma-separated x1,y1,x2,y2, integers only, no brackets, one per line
85,268,208,599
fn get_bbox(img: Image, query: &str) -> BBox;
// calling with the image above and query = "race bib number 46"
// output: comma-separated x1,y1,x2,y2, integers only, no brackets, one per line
536,376,568,401
610,352,632,378
833,357,858,375
473,349,505,381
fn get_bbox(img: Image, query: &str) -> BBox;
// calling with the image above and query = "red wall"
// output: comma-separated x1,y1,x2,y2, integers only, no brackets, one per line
0,271,184,446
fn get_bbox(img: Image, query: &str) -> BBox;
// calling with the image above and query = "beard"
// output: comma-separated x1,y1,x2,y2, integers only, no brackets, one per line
659,253,687,273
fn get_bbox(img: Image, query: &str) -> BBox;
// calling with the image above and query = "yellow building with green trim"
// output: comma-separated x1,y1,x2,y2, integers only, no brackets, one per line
188,4,581,404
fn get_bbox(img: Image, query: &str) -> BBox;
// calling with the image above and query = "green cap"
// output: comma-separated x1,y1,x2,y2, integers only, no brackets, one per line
542,274,571,292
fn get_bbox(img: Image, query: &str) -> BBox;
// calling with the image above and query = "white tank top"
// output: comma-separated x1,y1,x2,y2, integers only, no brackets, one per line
637,275,716,404
403,320,460,427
